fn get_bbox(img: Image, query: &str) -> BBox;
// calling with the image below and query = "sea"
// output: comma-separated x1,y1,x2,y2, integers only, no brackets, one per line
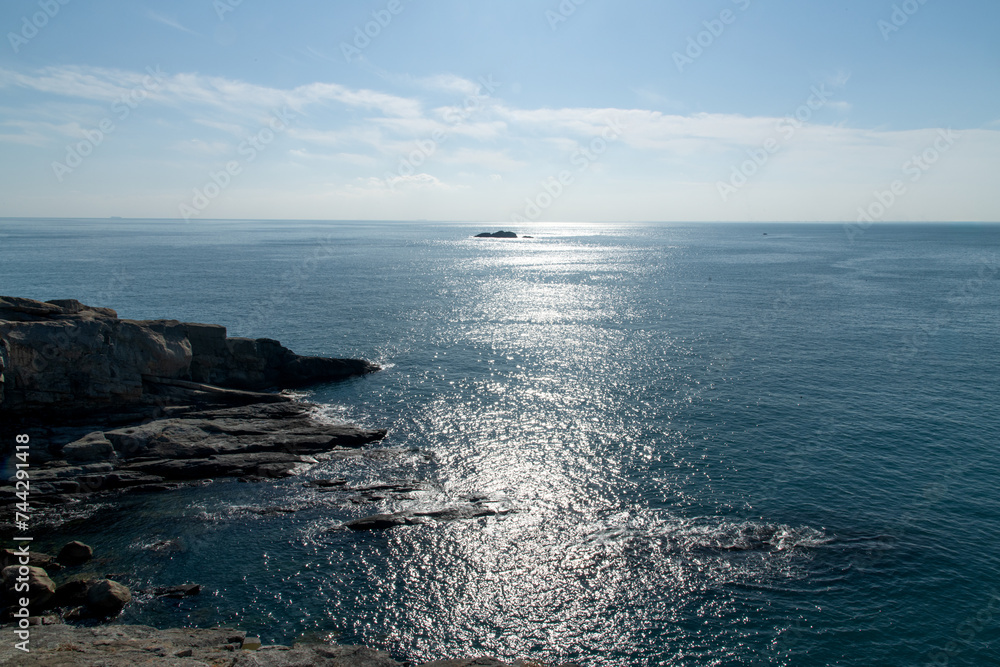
1,219,999,666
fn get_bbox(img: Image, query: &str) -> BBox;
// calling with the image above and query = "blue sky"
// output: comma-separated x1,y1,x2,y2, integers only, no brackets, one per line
0,0,997,221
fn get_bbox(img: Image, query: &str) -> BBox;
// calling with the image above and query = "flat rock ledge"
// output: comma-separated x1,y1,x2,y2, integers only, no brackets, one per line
25,401,388,508
0,624,579,666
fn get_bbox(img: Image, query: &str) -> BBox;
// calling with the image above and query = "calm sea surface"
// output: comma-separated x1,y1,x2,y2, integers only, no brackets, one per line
1,220,999,666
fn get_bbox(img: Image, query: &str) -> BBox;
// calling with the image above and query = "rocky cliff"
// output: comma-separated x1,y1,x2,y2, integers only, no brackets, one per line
0,296,386,501
0,296,377,421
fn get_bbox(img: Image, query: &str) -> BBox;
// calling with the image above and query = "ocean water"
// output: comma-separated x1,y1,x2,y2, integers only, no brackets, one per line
1,220,999,666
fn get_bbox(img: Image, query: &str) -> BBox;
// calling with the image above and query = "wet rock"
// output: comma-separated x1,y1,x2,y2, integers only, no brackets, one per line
344,504,511,531
50,578,94,608
151,583,201,598
305,478,348,488
12,403,387,508
57,540,93,566
85,579,131,617
344,513,420,531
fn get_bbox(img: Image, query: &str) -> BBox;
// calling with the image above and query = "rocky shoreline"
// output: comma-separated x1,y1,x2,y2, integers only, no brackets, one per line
0,623,577,666
0,296,389,515
0,296,564,666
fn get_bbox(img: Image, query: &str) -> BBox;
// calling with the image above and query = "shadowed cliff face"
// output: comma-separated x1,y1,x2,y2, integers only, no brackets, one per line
0,296,378,418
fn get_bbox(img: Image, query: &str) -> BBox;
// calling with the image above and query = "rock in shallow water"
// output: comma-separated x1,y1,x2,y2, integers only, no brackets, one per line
85,579,132,617
57,541,94,567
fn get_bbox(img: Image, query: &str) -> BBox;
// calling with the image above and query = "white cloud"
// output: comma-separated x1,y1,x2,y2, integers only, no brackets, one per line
0,120,84,145
0,63,997,221
147,11,201,37
0,65,423,121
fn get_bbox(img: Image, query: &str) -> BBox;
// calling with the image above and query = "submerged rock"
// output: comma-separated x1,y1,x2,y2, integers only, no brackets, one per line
150,584,202,599
344,504,511,531
57,541,94,567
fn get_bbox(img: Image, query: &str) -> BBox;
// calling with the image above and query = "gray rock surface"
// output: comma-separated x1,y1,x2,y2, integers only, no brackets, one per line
62,431,117,463
21,401,387,505
0,624,572,666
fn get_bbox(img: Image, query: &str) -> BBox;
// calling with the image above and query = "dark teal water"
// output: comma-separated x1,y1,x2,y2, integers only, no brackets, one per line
2,220,999,665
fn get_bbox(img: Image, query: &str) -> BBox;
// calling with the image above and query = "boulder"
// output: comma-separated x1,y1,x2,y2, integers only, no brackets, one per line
57,541,94,566
50,578,94,608
85,579,131,617
1,565,56,608
62,432,116,463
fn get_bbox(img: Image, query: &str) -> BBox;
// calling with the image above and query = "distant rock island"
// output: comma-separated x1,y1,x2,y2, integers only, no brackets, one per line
475,230,518,238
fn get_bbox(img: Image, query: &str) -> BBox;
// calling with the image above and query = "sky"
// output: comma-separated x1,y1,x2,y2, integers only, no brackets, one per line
0,0,998,222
